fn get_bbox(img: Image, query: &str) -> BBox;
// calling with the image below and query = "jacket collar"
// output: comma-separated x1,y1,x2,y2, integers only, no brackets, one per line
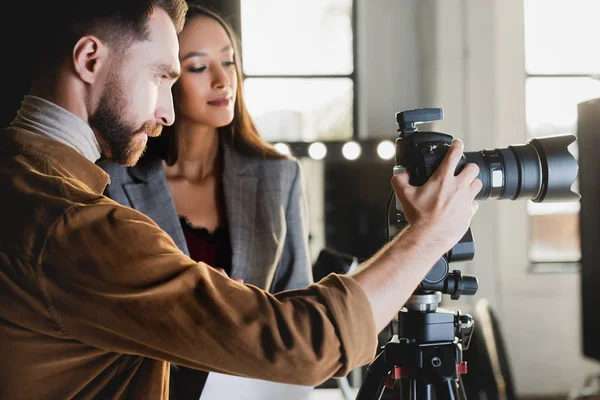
11,95,102,163
3,127,110,195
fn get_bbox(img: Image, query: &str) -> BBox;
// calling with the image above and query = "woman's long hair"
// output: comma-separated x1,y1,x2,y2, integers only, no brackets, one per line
145,3,286,165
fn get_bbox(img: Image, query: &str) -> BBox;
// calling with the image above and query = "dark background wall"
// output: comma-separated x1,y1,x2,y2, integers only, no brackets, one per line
0,3,32,127
324,159,395,262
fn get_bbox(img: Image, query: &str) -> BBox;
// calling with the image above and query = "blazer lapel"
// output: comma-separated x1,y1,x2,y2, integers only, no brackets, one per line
123,161,190,256
222,143,257,281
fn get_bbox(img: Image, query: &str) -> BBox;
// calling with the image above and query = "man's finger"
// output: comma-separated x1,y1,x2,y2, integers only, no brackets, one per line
457,162,480,186
391,172,414,203
433,140,464,180
469,178,483,198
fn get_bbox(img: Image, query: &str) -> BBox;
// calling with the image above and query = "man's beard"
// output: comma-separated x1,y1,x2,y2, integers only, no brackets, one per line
89,73,162,166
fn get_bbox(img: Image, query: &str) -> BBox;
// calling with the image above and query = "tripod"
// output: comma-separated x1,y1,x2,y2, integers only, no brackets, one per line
355,271,477,400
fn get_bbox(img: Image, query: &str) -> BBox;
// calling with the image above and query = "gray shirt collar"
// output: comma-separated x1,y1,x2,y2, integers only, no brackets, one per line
11,95,102,163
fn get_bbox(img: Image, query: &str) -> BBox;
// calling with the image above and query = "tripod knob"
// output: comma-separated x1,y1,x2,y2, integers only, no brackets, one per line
458,314,474,330
449,270,479,300
455,313,475,350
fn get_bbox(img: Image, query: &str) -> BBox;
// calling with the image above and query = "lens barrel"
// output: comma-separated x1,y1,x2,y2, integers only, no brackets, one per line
464,134,579,202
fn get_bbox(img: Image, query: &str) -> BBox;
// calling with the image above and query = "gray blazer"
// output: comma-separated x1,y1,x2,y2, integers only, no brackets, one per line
97,142,313,292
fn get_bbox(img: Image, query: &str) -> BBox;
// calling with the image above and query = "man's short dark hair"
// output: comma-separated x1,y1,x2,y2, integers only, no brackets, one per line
30,0,187,75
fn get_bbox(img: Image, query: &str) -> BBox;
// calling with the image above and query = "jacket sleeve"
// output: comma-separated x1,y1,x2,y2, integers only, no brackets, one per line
40,200,377,386
271,160,314,293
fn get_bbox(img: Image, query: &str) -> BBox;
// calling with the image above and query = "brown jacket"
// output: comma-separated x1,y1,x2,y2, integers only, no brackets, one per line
0,127,377,399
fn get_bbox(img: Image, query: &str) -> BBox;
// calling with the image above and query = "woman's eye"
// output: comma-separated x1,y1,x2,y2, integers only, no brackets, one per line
189,66,207,73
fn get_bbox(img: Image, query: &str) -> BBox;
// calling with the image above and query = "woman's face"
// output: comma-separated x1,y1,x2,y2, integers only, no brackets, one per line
176,16,237,128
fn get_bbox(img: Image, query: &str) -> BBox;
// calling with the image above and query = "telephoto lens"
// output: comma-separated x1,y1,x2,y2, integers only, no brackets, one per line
464,134,579,202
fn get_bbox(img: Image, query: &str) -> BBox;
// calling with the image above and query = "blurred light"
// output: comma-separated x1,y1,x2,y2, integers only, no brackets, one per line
308,142,327,160
342,141,362,160
377,140,395,160
274,142,291,155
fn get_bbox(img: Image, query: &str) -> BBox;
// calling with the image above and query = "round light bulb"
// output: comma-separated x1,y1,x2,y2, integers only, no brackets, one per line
308,142,327,160
342,141,362,160
377,140,395,160
274,143,291,156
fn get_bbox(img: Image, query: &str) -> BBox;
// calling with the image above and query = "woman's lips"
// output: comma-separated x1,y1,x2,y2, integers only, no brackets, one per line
207,98,230,107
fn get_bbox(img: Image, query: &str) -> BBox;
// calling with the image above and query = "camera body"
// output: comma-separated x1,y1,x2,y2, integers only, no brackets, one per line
395,109,461,187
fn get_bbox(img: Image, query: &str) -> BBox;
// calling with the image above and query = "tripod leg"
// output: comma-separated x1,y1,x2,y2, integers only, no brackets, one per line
355,352,388,400
457,375,467,400
400,378,410,400
433,379,460,400
408,380,434,400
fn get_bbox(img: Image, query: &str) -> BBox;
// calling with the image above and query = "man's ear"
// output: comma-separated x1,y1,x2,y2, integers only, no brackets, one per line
72,36,108,84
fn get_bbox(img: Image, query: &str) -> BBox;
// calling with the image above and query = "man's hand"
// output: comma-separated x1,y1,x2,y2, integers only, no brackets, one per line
352,139,483,332
392,139,482,254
